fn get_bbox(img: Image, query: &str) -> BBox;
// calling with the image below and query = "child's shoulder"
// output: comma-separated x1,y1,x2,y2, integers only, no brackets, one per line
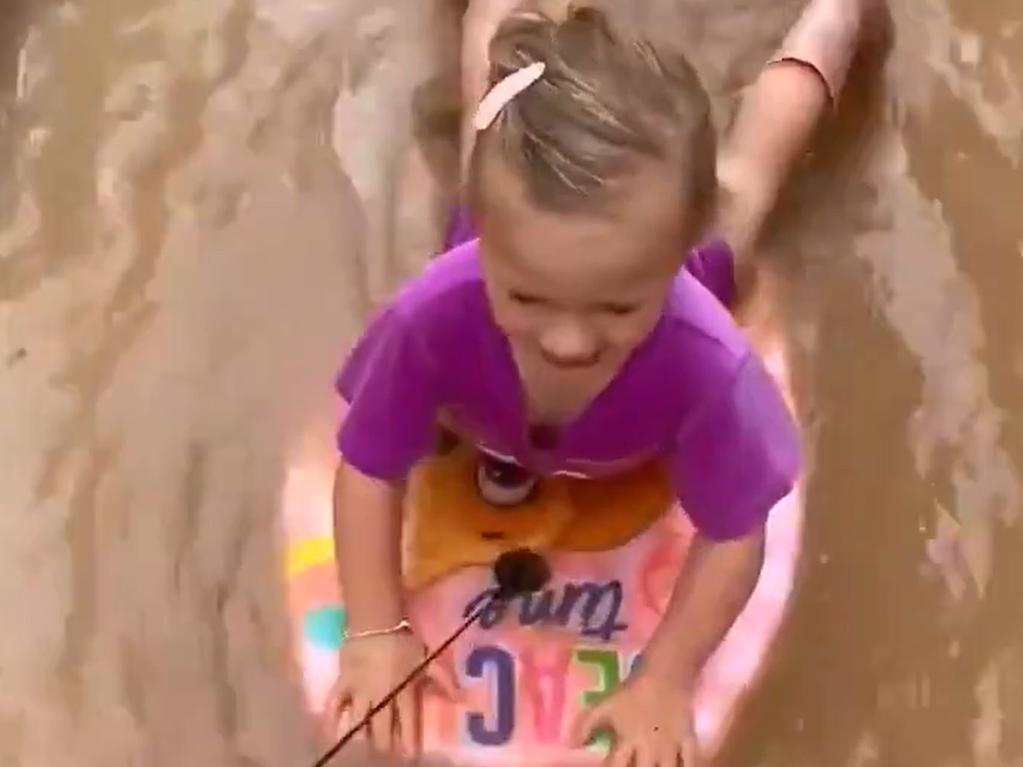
662,267,750,367
629,273,754,424
389,239,488,320
648,274,786,443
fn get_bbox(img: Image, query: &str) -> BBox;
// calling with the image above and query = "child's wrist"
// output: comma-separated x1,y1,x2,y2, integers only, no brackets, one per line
343,619,412,643
641,640,702,692
771,0,870,108
345,599,406,637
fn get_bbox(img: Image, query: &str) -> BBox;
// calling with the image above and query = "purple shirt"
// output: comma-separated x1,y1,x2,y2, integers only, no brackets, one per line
336,218,800,541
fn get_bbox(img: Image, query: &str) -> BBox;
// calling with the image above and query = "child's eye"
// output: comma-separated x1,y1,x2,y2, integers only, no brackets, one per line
509,291,547,307
599,303,639,317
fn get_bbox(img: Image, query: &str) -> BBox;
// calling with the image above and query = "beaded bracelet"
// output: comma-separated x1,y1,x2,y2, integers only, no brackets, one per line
342,619,412,642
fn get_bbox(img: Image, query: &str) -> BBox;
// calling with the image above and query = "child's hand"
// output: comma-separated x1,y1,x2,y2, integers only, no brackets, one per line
326,632,460,756
572,672,701,767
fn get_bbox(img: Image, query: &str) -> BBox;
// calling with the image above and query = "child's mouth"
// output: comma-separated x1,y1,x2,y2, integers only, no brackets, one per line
539,350,602,369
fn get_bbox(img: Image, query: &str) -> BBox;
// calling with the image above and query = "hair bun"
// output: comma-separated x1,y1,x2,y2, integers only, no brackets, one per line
476,1,715,221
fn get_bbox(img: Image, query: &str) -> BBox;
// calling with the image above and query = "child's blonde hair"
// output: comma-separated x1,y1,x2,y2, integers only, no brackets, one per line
469,5,717,236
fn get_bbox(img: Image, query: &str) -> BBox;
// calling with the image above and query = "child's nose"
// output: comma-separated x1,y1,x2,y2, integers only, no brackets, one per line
537,318,601,368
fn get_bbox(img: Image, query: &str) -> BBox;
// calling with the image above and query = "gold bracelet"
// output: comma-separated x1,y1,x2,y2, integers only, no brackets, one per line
343,619,412,642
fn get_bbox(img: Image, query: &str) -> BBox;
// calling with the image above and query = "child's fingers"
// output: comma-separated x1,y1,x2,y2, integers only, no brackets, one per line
323,678,350,716
680,732,702,767
321,680,351,738
425,659,462,702
396,688,420,757
605,743,635,767
653,741,680,767
571,702,611,748
368,700,395,754
334,705,362,747
346,698,370,739
631,740,657,767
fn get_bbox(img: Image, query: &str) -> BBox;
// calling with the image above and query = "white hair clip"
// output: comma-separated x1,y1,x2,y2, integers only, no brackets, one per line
472,61,547,131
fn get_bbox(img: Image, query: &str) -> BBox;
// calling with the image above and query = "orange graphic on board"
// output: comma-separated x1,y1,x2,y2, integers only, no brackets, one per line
404,445,674,589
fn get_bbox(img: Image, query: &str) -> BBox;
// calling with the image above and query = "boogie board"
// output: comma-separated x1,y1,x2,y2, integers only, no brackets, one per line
282,329,802,765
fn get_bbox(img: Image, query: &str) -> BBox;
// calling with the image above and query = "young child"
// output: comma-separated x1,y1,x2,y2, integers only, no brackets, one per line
330,1,876,764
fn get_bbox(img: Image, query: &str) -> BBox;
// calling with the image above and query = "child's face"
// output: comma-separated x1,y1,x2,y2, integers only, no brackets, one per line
478,157,689,382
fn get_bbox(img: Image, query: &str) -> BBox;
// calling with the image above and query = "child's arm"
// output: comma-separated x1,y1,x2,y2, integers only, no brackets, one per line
575,349,799,763
643,528,765,688
328,461,421,755
333,461,405,635
713,0,879,266
329,459,459,755
573,528,765,763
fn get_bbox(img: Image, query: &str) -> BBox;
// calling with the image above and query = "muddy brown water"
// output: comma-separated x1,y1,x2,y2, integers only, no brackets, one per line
0,1,1020,765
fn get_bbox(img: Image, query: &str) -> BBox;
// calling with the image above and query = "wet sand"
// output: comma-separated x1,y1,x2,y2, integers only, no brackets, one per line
0,0,1020,765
